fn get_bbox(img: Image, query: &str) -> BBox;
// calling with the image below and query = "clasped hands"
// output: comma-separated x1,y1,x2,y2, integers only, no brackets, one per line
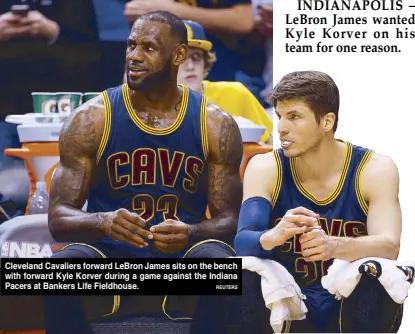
260,206,334,262
0,11,59,42
101,208,191,254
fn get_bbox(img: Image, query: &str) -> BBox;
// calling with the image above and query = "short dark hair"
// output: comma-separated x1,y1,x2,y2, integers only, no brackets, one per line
267,71,340,132
135,11,188,46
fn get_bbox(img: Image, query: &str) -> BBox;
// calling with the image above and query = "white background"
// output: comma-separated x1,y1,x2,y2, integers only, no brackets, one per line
273,1,415,332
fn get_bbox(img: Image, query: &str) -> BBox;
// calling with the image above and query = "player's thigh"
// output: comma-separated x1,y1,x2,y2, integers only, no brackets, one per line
164,240,236,320
54,241,136,259
47,243,118,322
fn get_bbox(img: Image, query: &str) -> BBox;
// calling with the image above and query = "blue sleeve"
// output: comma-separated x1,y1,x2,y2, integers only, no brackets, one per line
234,197,274,258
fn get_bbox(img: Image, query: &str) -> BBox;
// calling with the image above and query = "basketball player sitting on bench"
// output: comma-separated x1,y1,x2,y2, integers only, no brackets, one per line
44,11,243,334
190,70,403,334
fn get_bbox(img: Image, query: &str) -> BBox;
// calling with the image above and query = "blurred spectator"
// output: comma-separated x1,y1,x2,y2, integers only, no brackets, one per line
0,0,99,116
124,0,254,34
253,0,273,113
123,0,268,102
91,0,131,89
178,20,272,144
0,0,99,208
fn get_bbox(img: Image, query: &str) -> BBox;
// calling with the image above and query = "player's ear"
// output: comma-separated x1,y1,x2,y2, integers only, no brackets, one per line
322,112,336,132
173,44,188,66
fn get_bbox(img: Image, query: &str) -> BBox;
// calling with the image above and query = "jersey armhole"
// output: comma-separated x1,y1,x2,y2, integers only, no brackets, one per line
96,91,112,165
200,96,209,161
355,150,374,215
271,150,282,207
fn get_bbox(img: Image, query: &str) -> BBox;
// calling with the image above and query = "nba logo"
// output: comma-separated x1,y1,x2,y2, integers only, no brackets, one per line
1,241,9,257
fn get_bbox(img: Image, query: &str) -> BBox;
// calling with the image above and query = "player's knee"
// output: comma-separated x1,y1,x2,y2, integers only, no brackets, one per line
51,245,102,259
357,275,387,295
184,240,235,258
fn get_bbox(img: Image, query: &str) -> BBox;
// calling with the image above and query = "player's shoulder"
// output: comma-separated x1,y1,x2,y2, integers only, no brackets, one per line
246,151,278,176
59,93,106,153
63,94,105,131
205,100,243,144
203,100,243,161
346,140,398,177
363,151,399,178
243,151,279,200
205,98,235,128
347,140,392,168
358,150,400,201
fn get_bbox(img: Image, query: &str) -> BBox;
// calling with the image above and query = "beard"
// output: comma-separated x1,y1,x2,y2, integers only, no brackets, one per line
283,132,324,158
126,56,173,92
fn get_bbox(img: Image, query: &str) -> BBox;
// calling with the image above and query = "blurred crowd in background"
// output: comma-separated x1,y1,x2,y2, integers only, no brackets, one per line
0,0,273,212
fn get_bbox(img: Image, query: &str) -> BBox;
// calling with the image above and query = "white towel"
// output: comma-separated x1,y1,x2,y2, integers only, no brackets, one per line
230,256,308,334
321,257,415,304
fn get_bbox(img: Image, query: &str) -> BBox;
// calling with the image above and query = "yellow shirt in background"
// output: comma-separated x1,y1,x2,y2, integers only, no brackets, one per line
203,80,273,143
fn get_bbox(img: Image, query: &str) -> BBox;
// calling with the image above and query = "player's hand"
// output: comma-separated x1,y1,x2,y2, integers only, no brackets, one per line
124,0,175,24
0,12,31,41
260,206,320,250
149,219,191,254
300,228,334,262
101,208,153,248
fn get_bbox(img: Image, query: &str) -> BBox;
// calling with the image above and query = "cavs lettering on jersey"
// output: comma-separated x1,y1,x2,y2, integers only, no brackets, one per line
87,84,209,258
271,141,374,287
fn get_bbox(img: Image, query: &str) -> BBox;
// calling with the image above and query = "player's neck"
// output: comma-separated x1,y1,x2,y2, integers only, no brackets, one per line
129,83,181,111
296,138,346,182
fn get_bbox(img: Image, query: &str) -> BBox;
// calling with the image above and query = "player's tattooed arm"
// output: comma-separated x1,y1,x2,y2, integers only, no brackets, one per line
188,102,243,244
48,96,108,242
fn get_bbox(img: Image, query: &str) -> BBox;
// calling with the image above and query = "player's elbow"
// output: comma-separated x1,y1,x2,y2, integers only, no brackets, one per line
383,236,400,260
389,240,400,260
48,215,64,242
49,224,62,242
48,208,68,242
222,210,239,240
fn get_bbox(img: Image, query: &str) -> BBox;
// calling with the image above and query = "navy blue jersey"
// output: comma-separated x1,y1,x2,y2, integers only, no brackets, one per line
86,84,209,258
271,141,374,287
